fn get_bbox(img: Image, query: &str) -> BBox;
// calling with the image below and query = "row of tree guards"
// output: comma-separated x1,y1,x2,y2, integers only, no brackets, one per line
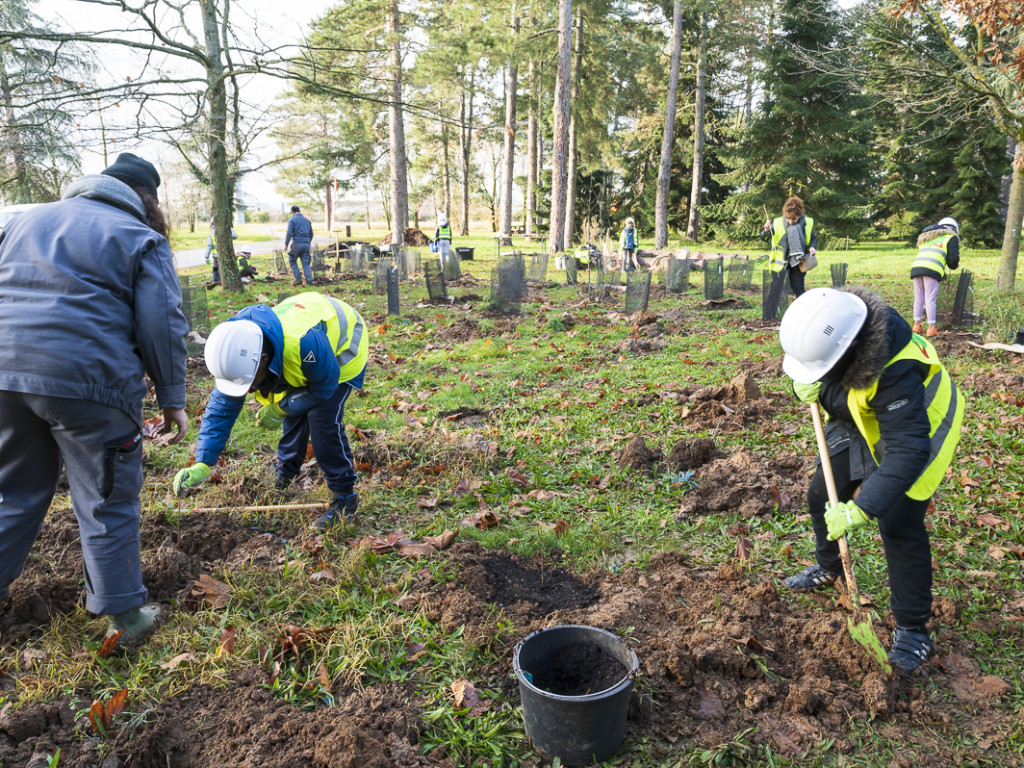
176,260,978,345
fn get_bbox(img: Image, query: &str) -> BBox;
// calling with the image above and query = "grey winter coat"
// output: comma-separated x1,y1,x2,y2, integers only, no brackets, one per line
0,175,188,426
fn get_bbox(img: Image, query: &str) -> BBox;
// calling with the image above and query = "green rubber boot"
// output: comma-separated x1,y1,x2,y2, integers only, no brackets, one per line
106,604,162,641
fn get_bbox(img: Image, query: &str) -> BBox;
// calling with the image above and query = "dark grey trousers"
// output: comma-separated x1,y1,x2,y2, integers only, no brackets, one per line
0,391,147,615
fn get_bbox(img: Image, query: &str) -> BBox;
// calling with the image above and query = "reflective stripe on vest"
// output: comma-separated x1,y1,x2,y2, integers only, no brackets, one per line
770,216,814,273
437,224,452,240
846,333,964,500
273,293,368,389
912,234,952,279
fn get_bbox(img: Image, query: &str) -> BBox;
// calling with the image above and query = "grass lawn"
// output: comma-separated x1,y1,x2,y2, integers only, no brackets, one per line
2,234,1022,766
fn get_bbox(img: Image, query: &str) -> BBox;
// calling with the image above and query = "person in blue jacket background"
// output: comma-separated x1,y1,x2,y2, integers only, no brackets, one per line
172,292,368,530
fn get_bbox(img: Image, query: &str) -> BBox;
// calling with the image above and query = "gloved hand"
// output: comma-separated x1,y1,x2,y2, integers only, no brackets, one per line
256,403,286,430
205,254,211,264
172,462,210,496
793,381,822,404
824,500,871,541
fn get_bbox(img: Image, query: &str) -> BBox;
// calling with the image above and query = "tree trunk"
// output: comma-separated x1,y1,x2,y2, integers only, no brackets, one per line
499,12,520,244
563,5,583,248
441,109,452,220
654,0,683,249
325,181,334,233
547,0,573,253
526,55,538,237
996,139,1024,291
201,0,240,291
0,58,31,204
459,72,476,237
388,0,408,247
686,11,708,242
1000,137,1015,221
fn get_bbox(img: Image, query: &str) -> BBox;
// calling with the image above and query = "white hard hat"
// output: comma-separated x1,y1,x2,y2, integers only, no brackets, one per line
937,217,959,234
780,288,868,384
205,319,264,396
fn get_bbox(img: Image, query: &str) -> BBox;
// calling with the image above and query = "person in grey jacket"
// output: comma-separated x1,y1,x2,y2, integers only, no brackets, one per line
0,152,189,643
284,205,314,286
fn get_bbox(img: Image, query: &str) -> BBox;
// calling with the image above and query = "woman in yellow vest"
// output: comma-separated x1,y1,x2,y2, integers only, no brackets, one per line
911,217,960,337
171,292,369,530
762,196,816,297
780,286,964,672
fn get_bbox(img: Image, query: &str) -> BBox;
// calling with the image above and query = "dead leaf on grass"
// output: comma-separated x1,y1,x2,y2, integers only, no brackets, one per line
451,678,490,715
461,509,503,529
397,541,438,558
22,649,47,668
88,689,128,734
406,642,428,662
277,624,335,667
218,626,236,655
192,573,231,608
161,652,200,671
96,631,125,658
975,513,1009,530
416,495,440,508
735,536,753,560
507,468,529,487
423,529,457,550
526,489,562,501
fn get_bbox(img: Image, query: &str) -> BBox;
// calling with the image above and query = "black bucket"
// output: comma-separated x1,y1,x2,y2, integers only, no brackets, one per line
513,625,638,766
456,246,475,261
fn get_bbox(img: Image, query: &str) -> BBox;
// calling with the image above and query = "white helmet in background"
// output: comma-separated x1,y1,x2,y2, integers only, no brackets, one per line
439,212,447,226
937,217,959,234
205,319,264,396
780,288,868,384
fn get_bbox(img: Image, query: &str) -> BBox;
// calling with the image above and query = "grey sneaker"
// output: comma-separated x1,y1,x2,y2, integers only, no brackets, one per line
783,564,841,591
889,626,932,672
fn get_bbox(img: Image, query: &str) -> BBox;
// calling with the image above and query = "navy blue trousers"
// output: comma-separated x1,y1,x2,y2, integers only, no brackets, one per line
807,447,932,628
277,383,356,496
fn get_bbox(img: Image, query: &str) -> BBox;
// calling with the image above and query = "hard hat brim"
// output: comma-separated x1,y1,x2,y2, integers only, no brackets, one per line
214,377,253,398
782,354,829,385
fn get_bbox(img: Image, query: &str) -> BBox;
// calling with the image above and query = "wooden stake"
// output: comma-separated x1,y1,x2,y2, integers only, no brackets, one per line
187,503,323,513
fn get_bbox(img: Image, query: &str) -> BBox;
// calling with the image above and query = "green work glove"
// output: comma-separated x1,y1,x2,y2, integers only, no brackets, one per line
793,380,822,404
256,403,287,430
824,500,871,541
172,462,210,497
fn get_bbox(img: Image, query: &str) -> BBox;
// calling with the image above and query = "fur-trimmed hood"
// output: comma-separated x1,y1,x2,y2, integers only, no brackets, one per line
917,226,956,247
834,286,910,391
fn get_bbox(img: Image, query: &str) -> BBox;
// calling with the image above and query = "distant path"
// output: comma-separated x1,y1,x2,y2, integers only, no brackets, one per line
173,238,282,271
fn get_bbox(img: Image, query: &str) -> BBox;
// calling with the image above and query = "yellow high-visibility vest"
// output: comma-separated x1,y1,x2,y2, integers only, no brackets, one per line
847,333,964,500
770,216,814,273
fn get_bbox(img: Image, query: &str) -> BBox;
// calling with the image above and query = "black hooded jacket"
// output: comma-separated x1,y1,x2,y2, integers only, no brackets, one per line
816,287,934,518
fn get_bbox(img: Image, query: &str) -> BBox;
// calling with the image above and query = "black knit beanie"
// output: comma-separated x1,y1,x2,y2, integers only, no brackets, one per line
101,153,161,197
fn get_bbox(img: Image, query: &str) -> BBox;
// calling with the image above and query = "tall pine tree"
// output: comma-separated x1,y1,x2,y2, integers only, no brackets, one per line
715,0,872,240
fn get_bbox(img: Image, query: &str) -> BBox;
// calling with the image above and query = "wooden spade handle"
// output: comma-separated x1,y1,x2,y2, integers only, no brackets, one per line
809,403,861,608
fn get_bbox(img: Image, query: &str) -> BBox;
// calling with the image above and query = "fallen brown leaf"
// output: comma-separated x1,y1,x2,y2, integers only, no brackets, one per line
423,529,457,550
451,678,490,715
161,652,200,671
192,573,231,609
736,536,753,560
397,541,438,558
96,631,125,658
88,689,128,734
218,626,236,655
406,642,428,662
461,510,503,529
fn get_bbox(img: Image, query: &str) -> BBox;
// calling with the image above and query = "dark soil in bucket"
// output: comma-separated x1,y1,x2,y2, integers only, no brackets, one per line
526,641,629,696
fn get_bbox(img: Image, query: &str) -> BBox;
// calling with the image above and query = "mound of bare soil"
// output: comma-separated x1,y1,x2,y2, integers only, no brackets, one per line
109,678,447,768
666,437,723,471
675,372,781,432
419,543,1012,761
617,436,665,474
377,228,431,247
0,507,297,643
678,446,810,518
